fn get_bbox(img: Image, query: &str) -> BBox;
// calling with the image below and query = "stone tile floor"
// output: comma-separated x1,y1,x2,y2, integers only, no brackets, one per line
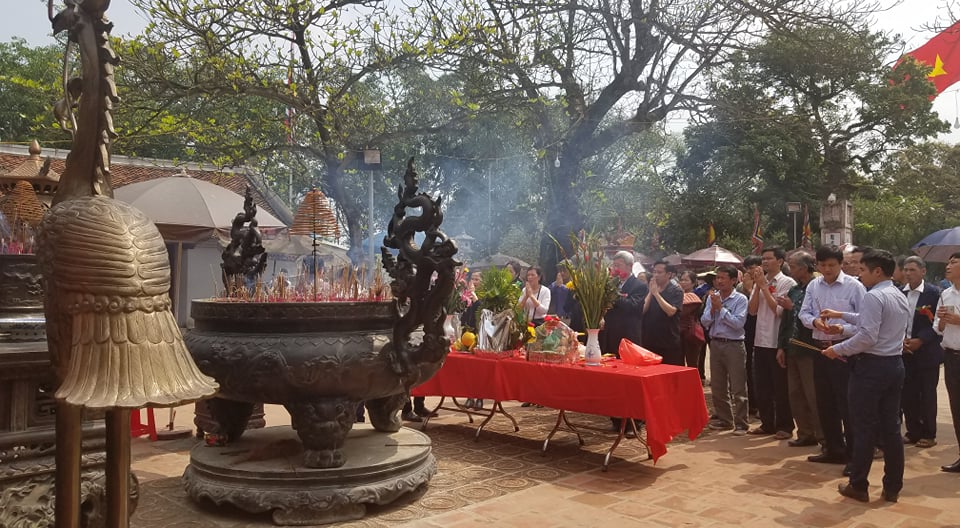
131,387,960,527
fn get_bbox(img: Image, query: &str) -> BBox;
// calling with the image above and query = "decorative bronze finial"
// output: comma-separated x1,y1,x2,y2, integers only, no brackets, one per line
221,186,267,293
381,157,460,374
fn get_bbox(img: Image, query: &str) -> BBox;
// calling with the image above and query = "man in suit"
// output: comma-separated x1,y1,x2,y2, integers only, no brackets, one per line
602,251,647,433
900,256,944,448
601,251,647,357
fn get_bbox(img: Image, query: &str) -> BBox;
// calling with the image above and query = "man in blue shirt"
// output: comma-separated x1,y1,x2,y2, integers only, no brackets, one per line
821,249,909,503
701,265,749,435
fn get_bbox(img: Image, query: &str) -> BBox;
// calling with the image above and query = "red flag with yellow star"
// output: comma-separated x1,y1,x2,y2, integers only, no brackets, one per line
904,20,960,94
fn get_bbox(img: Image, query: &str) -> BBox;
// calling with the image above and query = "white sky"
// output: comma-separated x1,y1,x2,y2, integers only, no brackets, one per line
3,0,959,143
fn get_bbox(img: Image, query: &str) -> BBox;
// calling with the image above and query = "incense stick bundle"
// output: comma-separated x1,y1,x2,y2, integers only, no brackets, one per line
789,338,823,353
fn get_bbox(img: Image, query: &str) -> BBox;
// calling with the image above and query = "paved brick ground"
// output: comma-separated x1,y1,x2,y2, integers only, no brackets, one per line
130,379,960,527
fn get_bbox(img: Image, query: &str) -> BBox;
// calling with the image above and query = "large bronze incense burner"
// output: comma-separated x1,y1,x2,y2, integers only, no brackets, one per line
182,158,459,524
186,299,403,468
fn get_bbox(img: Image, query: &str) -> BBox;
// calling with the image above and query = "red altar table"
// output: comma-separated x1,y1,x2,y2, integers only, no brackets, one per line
412,353,708,463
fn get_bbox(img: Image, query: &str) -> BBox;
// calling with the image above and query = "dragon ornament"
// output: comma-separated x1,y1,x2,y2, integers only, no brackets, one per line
381,158,460,377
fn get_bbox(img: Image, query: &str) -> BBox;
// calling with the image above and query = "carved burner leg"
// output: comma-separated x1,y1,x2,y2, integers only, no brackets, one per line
196,398,255,443
285,399,357,468
365,392,408,432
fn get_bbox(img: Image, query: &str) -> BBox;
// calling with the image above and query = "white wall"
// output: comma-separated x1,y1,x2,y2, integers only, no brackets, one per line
177,239,223,328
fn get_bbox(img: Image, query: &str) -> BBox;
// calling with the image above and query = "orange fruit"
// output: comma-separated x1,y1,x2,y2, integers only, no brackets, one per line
461,331,477,348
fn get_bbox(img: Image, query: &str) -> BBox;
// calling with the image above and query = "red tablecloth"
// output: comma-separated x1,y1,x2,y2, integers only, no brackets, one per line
412,353,709,462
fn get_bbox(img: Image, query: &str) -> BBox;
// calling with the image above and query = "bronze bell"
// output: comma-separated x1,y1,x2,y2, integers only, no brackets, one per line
39,195,217,409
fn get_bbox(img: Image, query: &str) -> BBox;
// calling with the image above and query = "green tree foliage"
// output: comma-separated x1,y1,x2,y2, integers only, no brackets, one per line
121,0,474,253
854,142,960,254
0,39,66,146
420,0,874,279
672,23,948,254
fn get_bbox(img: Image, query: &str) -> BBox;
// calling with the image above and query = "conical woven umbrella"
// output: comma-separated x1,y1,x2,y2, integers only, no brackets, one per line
290,189,339,238
288,189,341,299
0,180,46,226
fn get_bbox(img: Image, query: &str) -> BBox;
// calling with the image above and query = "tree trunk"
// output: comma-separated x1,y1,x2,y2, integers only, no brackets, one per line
539,159,583,284
320,159,365,265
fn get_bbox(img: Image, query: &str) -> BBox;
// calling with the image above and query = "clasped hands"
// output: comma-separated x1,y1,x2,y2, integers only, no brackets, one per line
750,267,768,289
817,308,844,360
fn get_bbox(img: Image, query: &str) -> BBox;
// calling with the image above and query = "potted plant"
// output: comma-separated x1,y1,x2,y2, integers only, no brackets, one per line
474,267,525,353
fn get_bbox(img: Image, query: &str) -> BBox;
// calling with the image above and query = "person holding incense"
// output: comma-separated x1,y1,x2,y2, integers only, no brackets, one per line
820,248,908,503
777,250,822,448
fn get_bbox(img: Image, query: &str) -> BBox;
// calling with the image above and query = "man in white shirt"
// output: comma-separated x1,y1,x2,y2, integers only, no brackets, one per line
934,251,960,473
799,245,866,465
748,246,797,438
900,256,943,448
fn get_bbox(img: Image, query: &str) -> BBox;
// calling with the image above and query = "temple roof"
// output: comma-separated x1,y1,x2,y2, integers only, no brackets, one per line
0,143,292,225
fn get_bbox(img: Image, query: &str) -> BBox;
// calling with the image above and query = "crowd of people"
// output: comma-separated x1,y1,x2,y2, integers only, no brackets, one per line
683,244,958,503
392,244,960,503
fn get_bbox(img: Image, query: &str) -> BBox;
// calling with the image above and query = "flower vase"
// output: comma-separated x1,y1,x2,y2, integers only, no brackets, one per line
584,328,602,366
443,314,459,342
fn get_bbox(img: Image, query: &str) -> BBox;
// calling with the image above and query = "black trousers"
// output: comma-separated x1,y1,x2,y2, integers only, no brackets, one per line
901,359,940,440
814,352,852,458
754,346,794,433
847,354,905,493
944,350,960,446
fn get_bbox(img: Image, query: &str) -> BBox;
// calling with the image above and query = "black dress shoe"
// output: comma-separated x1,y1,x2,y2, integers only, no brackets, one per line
881,489,898,503
401,411,422,422
941,458,960,473
842,464,851,477
837,483,869,502
902,435,918,445
414,407,438,418
788,437,819,447
808,452,847,464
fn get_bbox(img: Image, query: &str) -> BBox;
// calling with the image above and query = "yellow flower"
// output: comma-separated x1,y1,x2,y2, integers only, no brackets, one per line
565,280,575,290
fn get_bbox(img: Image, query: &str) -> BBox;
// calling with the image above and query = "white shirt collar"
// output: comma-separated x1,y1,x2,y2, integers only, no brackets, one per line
902,280,924,294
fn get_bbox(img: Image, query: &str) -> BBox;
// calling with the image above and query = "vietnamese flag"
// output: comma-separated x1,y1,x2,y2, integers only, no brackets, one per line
904,19,960,94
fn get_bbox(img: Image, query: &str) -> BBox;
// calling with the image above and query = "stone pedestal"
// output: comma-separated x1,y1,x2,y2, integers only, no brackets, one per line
182,424,436,525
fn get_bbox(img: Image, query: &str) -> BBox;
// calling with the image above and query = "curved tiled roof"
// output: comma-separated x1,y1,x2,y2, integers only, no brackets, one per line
0,146,291,224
